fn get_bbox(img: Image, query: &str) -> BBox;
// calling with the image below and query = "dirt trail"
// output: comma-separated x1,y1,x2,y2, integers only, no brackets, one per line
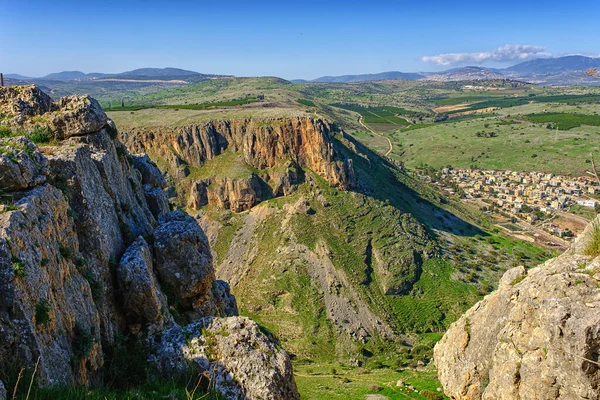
359,115,393,157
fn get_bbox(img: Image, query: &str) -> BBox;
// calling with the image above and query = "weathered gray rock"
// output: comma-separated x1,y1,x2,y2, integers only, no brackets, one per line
0,380,6,400
153,211,215,312
211,280,238,317
150,316,300,400
132,154,166,188
0,85,56,124
143,184,170,218
0,136,48,191
434,218,600,400
117,237,171,327
0,184,103,385
47,95,107,138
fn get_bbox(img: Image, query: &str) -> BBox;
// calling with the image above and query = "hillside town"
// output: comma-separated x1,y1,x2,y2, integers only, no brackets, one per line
417,167,599,243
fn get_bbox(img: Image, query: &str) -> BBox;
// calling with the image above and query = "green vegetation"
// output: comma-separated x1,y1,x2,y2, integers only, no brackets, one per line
104,96,260,111
35,299,52,326
0,125,53,144
294,363,445,400
297,98,316,107
584,222,600,257
331,103,412,126
12,256,26,277
72,323,94,359
522,113,600,130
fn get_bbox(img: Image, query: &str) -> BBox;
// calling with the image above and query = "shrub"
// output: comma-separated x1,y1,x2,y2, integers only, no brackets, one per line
58,242,73,259
35,299,52,325
27,127,52,144
421,390,443,400
12,256,26,277
584,221,600,258
72,323,94,359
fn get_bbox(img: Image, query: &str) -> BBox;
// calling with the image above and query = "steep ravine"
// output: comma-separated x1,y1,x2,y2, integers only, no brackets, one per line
0,85,299,399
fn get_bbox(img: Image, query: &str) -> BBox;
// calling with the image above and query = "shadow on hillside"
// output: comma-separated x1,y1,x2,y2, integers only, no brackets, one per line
339,132,485,238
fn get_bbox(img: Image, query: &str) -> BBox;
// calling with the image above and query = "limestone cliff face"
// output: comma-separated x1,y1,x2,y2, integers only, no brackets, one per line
434,218,600,400
0,86,299,399
120,117,356,212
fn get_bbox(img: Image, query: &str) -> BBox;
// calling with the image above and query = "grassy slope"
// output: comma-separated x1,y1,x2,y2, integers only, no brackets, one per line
200,132,553,399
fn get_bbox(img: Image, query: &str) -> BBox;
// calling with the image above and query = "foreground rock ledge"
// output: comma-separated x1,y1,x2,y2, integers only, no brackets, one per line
0,86,299,399
434,218,600,399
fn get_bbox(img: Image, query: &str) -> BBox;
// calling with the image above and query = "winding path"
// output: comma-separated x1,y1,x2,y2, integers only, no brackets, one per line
359,115,393,157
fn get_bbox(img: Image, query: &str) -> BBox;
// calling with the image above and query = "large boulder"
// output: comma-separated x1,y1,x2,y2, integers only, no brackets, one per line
117,237,171,327
47,95,107,138
434,218,600,400
0,85,56,123
150,316,300,400
0,136,48,191
153,211,215,312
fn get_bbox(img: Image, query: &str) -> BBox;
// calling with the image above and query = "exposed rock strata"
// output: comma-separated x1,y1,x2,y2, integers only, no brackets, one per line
120,117,356,212
434,217,600,400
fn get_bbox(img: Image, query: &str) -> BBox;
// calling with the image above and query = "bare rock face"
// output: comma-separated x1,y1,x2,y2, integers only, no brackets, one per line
121,117,356,197
0,136,48,191
131,154,167,189
207,175,264,213
47,95,107,138
150,316,300,400
153,211,215,313
143,184,170,218
211,280,239,317
434,217,600,400
117,237,171,327
0,85,56,123
0,184,103,385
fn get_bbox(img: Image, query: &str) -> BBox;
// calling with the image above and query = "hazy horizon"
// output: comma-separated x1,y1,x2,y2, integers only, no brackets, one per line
2,0,599,80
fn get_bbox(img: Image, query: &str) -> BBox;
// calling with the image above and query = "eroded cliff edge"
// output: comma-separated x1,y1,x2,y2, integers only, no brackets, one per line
0,85,299,399
119,117,356,212
434,217,600,399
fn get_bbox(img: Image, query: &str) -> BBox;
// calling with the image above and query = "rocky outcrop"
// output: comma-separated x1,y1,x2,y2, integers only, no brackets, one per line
0,86,299,399
0,85,56,123
120,117,356,205
1,85,107,139
151,316,300,400
0,136,48,191
117,237,170,328
153,211,215,314
188,175,265,213
47,95,107,138
434,218,600,400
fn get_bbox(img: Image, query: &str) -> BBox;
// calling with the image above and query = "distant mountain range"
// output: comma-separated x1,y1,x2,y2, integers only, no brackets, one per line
293,56,600,86
6,68,229,83
6,56,600,87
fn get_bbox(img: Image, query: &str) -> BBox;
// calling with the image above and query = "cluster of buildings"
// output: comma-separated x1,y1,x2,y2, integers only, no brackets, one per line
417,167,599,240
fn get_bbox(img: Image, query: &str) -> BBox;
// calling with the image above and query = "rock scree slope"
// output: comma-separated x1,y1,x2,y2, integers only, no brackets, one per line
0,85,299,399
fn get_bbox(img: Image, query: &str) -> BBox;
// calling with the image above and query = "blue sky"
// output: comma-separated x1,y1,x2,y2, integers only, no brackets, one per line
2,0,598,79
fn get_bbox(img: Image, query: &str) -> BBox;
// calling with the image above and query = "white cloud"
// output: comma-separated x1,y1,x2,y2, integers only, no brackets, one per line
422,44,552,66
